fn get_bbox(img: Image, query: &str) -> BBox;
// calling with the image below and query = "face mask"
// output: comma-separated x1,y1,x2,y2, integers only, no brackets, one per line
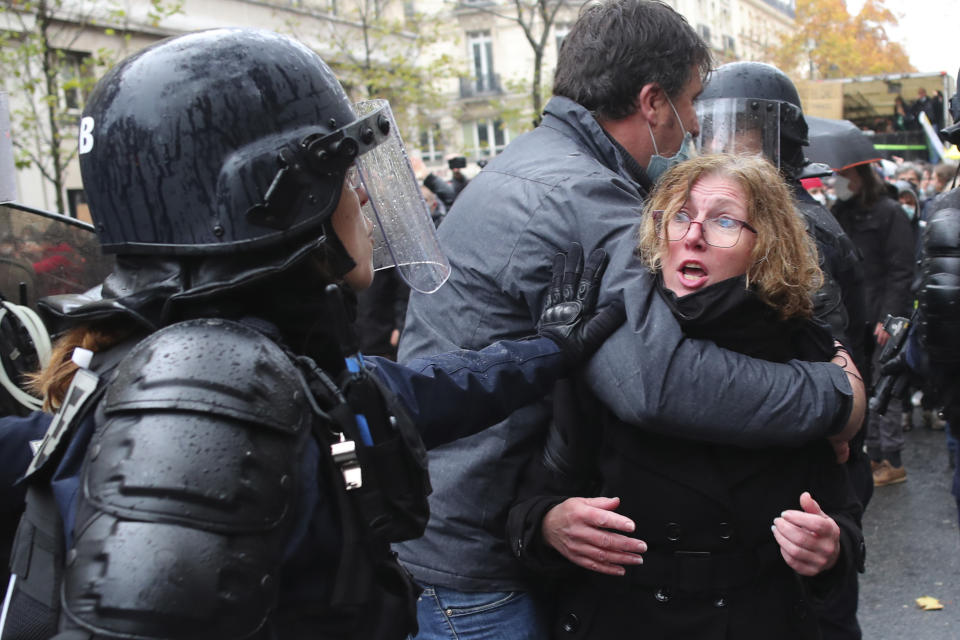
833,175,854,202
647,97,697,182
901,204,916,220
811,192,827,206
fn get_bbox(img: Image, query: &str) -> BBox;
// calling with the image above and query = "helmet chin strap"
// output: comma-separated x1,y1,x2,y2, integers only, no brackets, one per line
319,219,357,280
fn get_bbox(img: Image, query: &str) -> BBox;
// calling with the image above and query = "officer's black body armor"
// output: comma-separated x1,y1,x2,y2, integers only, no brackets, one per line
2,318,427,640
918,192,960,364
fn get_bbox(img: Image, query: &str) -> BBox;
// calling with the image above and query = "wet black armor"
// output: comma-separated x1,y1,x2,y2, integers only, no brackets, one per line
918,207,960,363
3,319,427,640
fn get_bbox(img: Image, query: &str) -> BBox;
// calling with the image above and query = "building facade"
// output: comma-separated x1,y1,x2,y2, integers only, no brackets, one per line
2,0,796,214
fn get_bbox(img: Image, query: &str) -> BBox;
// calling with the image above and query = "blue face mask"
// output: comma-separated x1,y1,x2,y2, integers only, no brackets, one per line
647,97,697,182
901,203,916,220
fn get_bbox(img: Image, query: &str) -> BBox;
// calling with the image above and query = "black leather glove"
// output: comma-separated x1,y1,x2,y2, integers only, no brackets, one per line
878,350,908,377
537,243,625,367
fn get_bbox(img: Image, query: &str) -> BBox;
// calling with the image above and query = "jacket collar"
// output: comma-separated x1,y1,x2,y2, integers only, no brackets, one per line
541,96,653,194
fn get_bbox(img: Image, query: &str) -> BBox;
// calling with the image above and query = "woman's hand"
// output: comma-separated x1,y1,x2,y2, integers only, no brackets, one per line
772,492,841,576
542,496,646,576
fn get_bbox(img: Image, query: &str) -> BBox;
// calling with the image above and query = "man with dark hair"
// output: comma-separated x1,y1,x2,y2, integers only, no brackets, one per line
397,1,862,638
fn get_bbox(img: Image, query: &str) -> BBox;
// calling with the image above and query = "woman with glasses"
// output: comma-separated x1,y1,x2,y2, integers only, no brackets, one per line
508,154,865,639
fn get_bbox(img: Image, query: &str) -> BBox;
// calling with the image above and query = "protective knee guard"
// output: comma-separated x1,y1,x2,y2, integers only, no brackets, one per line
919,208,960,362
60,319,313,639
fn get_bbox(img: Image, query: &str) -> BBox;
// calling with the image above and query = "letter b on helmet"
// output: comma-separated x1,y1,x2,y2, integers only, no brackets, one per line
78,117,94,154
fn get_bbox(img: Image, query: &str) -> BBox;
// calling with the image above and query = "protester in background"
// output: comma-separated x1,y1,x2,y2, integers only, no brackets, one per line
933,162,959,196
912,87,937,128
894,162,923,192
895,180,921,231
933,90,945,131
447,156,470,200
833,162,915,487
412,156,456,213
802,177,827,206
894,95,916,131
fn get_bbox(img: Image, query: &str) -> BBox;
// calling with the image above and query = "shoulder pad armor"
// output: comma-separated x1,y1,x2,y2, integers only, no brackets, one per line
90,318,313,531
104,318,307,433
63,319,316,638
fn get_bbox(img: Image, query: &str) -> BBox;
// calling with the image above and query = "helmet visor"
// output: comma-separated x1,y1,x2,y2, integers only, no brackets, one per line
353,100,450,294
696,97,781,168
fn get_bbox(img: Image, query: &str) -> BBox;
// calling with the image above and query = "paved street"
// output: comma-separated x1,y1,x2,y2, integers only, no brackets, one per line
860,424,960,638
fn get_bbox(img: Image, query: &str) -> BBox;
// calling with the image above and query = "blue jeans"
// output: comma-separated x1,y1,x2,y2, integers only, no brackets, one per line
410,585,548,640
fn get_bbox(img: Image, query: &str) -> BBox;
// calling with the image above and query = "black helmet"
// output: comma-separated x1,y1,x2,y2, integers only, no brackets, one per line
79,29,384,256
696,62,808,176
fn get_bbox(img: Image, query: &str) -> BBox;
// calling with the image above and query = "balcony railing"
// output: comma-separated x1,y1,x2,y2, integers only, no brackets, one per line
459,73,503,98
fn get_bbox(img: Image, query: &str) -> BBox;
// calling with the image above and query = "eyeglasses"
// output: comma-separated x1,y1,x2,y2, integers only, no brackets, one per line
654,210,758,248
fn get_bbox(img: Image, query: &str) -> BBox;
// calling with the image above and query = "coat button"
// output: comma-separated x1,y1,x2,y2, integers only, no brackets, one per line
560,613,580,633
718,522,734,542
665,522,682,542
713,596,727,608
654,588,671,603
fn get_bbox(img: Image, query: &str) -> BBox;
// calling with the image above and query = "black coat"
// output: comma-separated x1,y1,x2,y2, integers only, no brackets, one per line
508,280,865,640
832,195,915,327
792,182,867,370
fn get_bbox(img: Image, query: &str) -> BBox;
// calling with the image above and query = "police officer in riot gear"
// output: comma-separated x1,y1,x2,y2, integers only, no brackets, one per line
909,71,960,526
0,29,623,640
695,61,869,640
697,62,867,369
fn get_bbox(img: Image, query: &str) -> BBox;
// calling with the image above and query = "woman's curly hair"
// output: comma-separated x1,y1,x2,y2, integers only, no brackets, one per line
637,153,823,319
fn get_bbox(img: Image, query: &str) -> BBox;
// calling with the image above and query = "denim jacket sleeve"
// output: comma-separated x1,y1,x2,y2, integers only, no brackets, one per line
366,336,564,449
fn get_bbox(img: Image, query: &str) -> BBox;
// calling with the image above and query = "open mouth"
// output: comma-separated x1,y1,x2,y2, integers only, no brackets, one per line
680,262,706,282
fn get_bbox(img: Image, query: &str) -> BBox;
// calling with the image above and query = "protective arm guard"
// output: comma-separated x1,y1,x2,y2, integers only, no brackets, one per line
60,319,313,640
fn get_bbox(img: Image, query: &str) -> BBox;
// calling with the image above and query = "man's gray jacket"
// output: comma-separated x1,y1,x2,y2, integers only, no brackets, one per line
395,96,854,591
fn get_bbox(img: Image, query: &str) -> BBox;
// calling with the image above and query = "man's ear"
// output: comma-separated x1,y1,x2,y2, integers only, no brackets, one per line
637,83,665,126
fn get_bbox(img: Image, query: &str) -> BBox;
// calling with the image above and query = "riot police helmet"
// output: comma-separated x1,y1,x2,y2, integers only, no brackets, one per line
696,61,808,176
79,28,448,294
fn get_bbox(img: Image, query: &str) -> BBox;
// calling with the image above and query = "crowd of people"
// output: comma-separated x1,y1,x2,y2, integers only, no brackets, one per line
872,87,948,135
0,1,959,639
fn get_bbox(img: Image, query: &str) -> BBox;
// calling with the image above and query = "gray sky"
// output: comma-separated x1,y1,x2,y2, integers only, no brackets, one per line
845,0,959,74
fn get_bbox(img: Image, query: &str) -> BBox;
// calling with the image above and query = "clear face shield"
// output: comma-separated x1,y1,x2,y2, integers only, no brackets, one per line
351,99,450,294
696,98,782,168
